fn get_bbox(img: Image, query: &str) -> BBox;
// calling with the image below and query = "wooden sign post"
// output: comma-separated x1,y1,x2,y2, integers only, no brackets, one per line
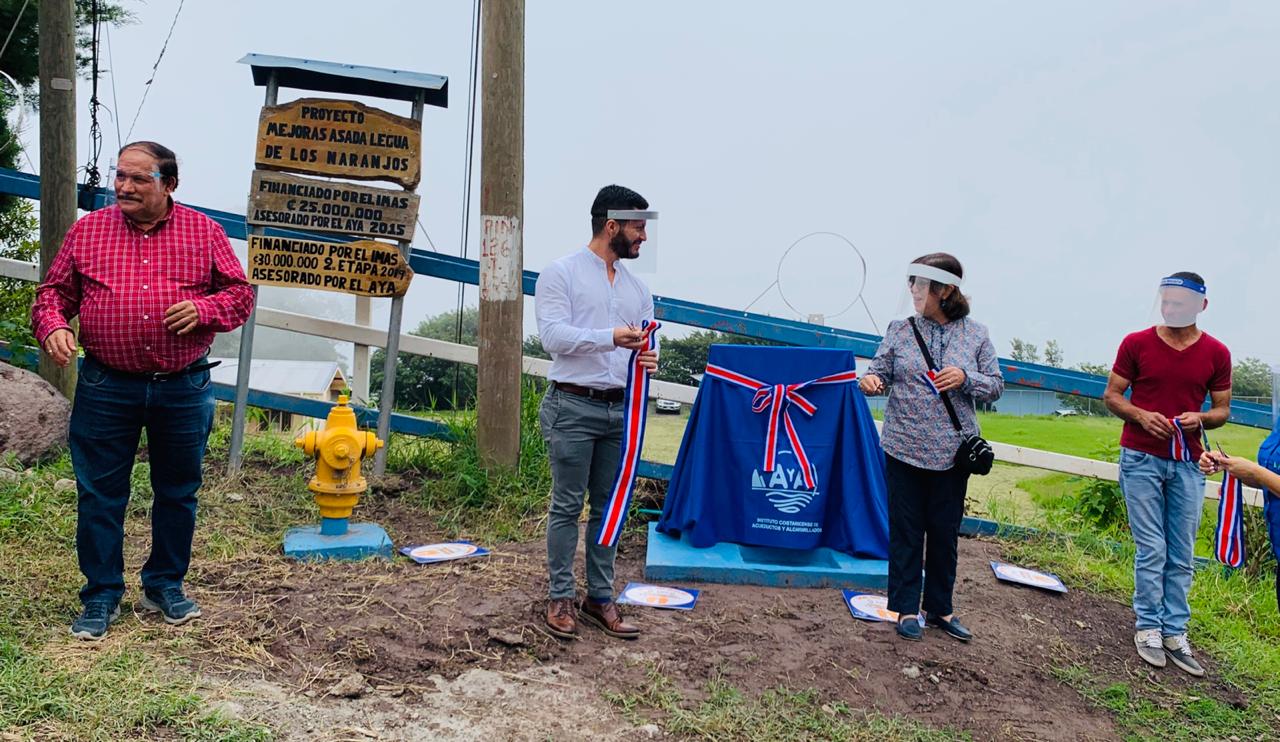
229,55,447,476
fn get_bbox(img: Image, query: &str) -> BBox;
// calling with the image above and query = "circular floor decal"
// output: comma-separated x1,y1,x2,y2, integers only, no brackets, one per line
410,543,479,561
622,585,696,608
998,564,1059,588
848,593,898,622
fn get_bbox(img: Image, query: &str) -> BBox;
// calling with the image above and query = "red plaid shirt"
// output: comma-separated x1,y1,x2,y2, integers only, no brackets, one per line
31,202,255,373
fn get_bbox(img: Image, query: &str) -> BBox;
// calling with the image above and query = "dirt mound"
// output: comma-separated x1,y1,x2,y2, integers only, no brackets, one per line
184,499,1251,740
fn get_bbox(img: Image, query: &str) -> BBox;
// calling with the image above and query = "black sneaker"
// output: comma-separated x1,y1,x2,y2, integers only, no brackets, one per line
139,586,202,625
924,612,974,642
70,601,120,641
1162,634,1205,677
895,614,923,641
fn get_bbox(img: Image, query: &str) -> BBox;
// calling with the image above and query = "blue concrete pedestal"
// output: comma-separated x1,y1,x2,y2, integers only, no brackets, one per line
644,523,887,589
284,522,393,561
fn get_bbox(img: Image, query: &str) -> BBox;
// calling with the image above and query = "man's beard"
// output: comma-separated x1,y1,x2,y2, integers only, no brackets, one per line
608,231,639,260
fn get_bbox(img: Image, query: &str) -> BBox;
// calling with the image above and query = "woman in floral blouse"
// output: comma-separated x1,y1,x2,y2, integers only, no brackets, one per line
859,253,1003,642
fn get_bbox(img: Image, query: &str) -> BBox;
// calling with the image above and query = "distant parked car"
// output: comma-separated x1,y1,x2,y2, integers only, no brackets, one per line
655,398,682,414
1053,408,1079,417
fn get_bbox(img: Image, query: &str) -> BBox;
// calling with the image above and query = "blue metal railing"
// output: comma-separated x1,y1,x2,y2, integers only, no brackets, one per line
0,166,1269,430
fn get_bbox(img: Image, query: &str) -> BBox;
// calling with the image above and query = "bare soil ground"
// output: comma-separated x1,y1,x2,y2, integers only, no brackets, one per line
152,495,1253,741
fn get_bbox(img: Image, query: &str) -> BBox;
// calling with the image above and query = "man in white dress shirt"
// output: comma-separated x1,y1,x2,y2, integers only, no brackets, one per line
534,185,659,640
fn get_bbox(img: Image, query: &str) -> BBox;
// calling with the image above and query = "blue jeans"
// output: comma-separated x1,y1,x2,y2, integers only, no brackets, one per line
1119,447,1206,635
69,355,216,606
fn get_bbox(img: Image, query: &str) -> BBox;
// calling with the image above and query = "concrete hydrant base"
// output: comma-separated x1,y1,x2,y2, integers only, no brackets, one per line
283,522,393,561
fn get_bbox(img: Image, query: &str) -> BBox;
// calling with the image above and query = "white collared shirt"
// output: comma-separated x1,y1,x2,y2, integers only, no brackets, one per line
535,247,654,389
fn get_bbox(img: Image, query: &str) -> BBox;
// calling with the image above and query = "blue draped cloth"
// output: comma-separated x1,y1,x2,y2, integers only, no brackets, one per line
657,344,890,559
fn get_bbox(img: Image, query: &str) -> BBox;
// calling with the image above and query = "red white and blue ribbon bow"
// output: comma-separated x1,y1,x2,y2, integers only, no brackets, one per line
1213,470,1246,569
596,320,661,549
701,363,859,491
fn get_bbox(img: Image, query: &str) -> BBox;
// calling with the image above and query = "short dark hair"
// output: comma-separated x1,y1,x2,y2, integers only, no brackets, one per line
590,184,648,236
1168,270,1205,287
912,252,971,321
118,141,179,190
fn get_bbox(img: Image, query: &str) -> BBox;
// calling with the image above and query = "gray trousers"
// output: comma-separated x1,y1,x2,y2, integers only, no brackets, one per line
540,387,624,601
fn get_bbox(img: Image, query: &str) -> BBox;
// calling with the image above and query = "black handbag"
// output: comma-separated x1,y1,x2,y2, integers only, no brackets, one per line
907,317,995,476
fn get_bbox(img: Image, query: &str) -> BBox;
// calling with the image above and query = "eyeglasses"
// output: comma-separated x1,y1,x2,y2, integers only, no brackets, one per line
114,170,162,187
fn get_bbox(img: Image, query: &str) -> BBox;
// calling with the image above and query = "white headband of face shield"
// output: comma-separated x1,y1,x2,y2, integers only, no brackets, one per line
605,209,659,220
907,264,963,287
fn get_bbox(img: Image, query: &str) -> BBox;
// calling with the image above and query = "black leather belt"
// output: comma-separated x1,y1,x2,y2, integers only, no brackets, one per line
552,381,625,403
94,356,221,382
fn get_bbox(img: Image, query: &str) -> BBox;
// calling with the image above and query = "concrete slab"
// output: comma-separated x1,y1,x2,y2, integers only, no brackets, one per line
284,522,393,562
644,523,887,589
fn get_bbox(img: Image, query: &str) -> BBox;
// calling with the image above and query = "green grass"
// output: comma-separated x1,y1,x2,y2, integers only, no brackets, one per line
642,402,691,464
0,459,275,740
1002,526,1280,740
606,664,967,741
405,380,554,542
1050,665,1272,742
978,413,1269,460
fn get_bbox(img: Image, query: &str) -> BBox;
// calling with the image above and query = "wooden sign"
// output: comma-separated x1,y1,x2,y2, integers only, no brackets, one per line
255,98,422,188
247,170,419,241
247,235,414,297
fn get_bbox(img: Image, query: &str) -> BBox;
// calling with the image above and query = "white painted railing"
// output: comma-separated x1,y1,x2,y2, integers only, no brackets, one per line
0,256,39,282
5,257,1263,506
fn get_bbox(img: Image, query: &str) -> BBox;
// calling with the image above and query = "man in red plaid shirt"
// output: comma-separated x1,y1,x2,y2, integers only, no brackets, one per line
32,141,254,640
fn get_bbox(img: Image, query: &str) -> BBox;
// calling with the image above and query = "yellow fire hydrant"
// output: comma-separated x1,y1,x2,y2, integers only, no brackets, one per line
294,395,383,536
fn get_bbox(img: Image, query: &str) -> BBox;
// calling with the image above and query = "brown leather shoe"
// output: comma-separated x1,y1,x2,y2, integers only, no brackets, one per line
545,598,577,639
579,599,640,640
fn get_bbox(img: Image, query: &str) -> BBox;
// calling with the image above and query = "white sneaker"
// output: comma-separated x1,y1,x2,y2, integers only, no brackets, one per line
1134,629,1166,668
1162,634,1205,677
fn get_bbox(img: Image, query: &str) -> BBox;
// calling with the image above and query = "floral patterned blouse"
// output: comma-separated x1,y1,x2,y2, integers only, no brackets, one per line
865,315,1004,471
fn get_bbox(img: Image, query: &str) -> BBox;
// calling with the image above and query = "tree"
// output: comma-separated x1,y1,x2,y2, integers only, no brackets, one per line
0,1,130,354
1009,338,1040,364
653,330,778,386
522,334,550,360
0,200,37,348
1043,340,1064,368
371,307,478,410
1232,357,1274,400
1057,361,1112,416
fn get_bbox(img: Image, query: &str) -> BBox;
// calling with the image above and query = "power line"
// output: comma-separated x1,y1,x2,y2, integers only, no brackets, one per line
415,216,438,252
82,0,103,193
0,0,34,172
452,0,482,400
0,0,31,61
125,0,186,142
104,18,122,153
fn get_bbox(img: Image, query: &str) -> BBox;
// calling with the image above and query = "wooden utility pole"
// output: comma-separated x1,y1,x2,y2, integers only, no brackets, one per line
37,0,77,399
476,0,525,468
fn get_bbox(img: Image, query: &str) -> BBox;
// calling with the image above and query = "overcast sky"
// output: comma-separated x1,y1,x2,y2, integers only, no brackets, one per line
29,0,1279,368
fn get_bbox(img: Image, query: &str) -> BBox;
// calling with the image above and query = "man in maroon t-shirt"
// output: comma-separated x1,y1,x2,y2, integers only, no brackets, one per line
1103,271,1232,677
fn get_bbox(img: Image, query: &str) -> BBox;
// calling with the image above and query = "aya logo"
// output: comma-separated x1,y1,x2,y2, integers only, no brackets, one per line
750,448,820,514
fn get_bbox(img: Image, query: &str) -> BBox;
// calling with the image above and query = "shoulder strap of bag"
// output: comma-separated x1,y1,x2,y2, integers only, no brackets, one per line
908,316,964,433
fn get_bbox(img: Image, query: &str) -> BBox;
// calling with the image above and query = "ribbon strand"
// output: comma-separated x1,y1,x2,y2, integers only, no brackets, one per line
595,321,661,548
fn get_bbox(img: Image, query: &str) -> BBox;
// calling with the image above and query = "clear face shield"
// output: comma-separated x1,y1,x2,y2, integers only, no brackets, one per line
600,209,659,272
1149,276,1207,329
897,263,963,318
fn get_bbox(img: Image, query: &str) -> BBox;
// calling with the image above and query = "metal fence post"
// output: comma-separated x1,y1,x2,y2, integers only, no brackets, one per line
371,90,426,476
1271,365,1279,428
227,72,278,475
